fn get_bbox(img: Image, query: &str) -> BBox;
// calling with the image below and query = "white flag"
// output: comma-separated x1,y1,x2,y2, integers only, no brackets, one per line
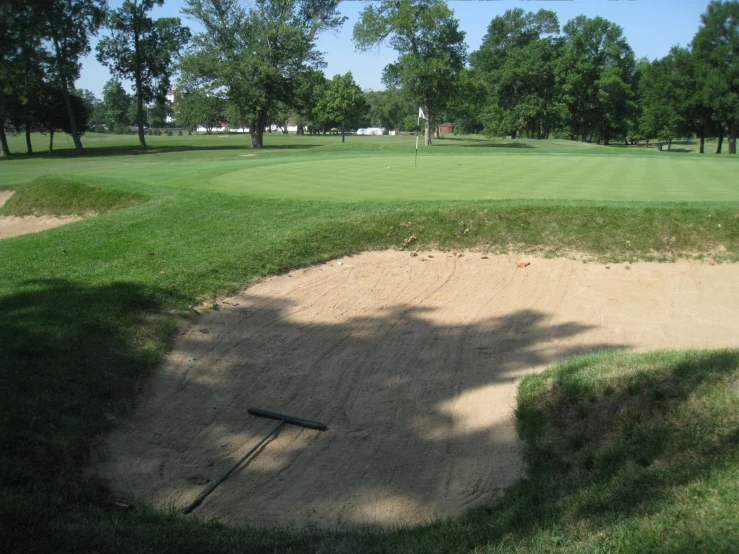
418,107,427,120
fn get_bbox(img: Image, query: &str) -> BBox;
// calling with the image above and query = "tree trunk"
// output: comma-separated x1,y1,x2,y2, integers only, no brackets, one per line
249,115,266,148
434,124,440,140
60,80,84,153
424,105,431,146
135,76,147,148
50,27,84,154
25,122,33,155
699,135,704,154
341,118,345,143
0,122,10,157
133,6,147,149
716,133,723,154
729,122,737,154
49,130,54,153
668,139,672,151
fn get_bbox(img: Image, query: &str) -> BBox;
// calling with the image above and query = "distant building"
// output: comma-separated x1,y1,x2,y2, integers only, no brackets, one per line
165,90,176,123
438,123,455,134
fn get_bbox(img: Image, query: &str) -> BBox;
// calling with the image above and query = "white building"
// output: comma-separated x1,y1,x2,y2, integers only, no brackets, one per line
356,127,386,136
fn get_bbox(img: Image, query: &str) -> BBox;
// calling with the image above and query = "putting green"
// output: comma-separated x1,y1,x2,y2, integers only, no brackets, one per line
210,154,739,202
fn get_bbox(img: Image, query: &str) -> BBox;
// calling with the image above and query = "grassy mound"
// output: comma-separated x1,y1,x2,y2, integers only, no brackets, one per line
507,349,739,552
0,175,146,217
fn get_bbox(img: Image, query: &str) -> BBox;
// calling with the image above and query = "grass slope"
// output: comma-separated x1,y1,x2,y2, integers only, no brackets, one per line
0,175,146,216
0,137,738,552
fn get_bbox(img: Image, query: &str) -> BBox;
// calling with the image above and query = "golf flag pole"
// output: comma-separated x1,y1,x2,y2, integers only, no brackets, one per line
415,107,426,168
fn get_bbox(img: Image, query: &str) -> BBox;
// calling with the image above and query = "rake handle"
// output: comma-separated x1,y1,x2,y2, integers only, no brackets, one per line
182,419,286,514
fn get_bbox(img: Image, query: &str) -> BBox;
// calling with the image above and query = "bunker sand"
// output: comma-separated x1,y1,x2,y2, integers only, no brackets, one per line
97,252,739,529
0,191,82,239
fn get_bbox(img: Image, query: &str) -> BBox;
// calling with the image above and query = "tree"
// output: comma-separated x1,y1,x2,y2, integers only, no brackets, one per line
0,0,46,157
471,8,561,139
671,46,716,154
692,0,739,154
37,0,106,154
443,69,485,135
147,98,172,127
97,0,190,148
639,52,696,150
101,79,133,133
35,85,91,153
315,72,367,142
364,87,414,132
174,88,224,133
353,0,467,145
291,69,328,135
556,15,635,144
180,0,344,148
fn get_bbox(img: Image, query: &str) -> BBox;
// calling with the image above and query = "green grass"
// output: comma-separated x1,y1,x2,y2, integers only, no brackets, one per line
511,350,739,553
2,133,737,202
0,175,146,216
0,133,738,552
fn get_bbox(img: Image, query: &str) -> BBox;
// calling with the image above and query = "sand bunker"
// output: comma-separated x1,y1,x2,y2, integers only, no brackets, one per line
0,191,82,239
97,251,739,529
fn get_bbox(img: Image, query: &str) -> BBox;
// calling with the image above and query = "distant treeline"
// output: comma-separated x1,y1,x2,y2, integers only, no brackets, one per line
2,1,737,155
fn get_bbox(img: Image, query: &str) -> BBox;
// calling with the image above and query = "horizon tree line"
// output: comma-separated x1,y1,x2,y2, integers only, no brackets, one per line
1,0,737,155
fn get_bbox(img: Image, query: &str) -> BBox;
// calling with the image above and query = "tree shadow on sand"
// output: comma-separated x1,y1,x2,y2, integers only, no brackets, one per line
1,278,735,552
95,292,625,530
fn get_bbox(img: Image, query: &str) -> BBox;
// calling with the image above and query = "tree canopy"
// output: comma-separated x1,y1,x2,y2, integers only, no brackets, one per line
471,8,561,139
1,0,738,155
315,72,367,142
180,0,344,148
97,0,190,148
39,0,106,153
692,0,739,153
354,0,466,145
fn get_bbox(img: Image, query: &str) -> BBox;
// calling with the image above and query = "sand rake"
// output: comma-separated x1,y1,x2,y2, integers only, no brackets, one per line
182,407,327,514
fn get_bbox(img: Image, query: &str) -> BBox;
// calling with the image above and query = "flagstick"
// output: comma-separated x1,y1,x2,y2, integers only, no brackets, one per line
415,116,419,167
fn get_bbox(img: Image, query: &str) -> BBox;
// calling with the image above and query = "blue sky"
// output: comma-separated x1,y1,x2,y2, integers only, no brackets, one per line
78,0,714,98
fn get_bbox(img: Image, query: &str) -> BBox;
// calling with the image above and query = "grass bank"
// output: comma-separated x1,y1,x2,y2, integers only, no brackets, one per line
0,175,146,217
